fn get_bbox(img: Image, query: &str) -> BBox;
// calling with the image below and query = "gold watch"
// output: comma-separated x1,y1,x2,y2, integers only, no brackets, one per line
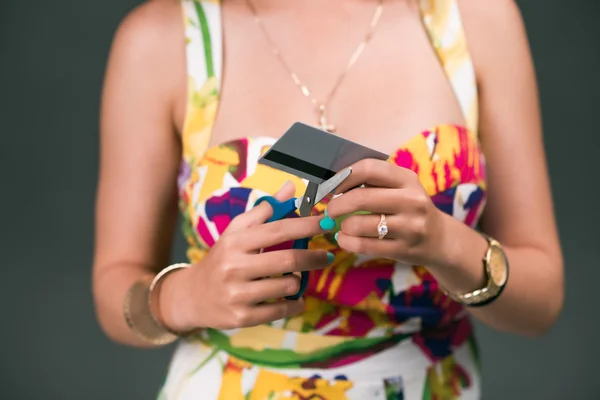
446,234,509,307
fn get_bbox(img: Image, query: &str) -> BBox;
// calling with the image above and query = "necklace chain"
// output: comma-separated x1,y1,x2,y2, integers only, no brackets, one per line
245,0,384,133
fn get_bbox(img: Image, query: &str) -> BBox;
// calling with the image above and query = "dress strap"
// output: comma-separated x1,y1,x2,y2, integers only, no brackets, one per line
417,0,479,133
180,0,223,163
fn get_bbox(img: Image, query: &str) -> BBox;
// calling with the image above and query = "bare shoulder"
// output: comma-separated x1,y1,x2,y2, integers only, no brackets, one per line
458,0,525,41
105,0,186,124
107,0,184,84
458,0,532,83
459,0,522,20
113,0,183,50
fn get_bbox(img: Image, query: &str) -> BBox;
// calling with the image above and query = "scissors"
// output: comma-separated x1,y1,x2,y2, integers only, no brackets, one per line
253,167,352,300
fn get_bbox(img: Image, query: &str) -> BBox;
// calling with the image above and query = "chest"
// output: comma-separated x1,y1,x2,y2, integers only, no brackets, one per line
177,0,468,154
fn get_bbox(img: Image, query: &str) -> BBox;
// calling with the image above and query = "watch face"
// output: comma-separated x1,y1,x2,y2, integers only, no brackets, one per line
489,245,508,287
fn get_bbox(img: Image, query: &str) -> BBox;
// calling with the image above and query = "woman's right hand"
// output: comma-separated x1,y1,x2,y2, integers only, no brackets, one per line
157,181,334,332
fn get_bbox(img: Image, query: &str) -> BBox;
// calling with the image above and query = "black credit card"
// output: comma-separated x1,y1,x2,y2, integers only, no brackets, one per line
259,122,389,184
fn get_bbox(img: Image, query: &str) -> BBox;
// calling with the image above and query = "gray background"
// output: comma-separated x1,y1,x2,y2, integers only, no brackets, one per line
1,0,599,398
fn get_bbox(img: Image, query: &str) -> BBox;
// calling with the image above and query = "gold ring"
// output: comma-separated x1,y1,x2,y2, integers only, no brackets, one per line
377,214,388,239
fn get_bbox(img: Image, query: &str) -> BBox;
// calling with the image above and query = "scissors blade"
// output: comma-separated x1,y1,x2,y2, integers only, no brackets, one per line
296,167,353,217
314,167,353,204
298,181,319,217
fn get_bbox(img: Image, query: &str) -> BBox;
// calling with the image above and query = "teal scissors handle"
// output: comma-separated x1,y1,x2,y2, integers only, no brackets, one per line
255,196,298,223
253,195,309,300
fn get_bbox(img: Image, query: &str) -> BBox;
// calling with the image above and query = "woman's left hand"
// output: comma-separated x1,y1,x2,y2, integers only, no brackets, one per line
325,159,447,267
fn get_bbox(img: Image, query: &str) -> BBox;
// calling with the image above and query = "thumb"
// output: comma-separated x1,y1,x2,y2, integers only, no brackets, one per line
227,181,296,231
273,180,296,200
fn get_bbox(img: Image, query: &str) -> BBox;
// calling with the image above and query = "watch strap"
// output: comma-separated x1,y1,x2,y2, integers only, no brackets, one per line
464,278,508,308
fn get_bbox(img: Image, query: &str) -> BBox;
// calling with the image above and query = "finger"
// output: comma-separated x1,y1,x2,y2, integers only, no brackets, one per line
339,213,396,239
246,274,304,304
244,249,332,279
333,159,416,194
241,299,305,327
340,214,420,242
325,187,401,219
238,215,333,252
273,180,297,200
227,181,296,231
335,231,403,259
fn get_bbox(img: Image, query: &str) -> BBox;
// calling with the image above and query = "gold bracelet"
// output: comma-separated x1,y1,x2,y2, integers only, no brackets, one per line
123,263,191,345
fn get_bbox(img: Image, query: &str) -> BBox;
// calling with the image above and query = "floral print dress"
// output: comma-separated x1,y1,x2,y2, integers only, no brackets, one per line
160,1,485,399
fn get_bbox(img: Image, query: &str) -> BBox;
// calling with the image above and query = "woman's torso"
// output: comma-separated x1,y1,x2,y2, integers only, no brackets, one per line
174,0,476,148
169,0,485,397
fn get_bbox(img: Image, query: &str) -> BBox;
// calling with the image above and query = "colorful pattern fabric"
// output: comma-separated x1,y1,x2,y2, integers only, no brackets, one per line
162,0,485,398
160,335,481,399
418,0,479,132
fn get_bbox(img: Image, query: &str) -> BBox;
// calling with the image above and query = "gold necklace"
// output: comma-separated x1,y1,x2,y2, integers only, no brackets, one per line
246,0,384,133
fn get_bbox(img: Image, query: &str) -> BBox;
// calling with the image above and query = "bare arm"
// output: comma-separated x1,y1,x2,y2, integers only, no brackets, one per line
92,0,185,347
431,0,564,337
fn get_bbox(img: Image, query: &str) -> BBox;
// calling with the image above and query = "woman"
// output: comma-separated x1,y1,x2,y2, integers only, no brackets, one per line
92,0,564,398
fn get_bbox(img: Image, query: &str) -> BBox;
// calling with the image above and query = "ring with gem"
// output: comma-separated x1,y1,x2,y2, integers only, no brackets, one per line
377,214,388,239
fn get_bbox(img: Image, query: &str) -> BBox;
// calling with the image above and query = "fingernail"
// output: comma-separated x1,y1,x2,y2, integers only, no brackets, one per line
319,208,336,230
319,216,335,230
327,252,335,264
334,231,339,242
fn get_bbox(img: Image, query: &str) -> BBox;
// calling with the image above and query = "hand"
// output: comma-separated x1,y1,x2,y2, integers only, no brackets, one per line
325,159,446,267
159,182,334,332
